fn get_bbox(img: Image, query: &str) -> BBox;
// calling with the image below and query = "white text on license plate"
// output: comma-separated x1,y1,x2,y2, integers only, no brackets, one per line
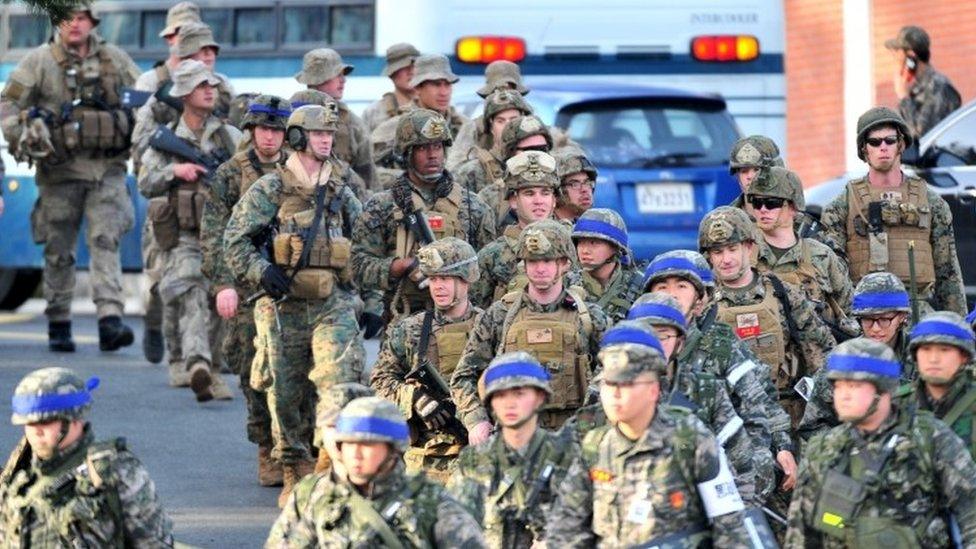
636,183,695,213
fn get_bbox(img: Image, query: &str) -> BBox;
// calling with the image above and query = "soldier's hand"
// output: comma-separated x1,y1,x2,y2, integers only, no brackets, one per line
390,257,417,279
215,288,239,319
173,163,208,182
469,421,493,445
414,392,452,430
776,450,797,491
260,264,291,299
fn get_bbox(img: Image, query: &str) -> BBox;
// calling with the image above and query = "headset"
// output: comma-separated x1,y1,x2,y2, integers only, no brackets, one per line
286,125,306,151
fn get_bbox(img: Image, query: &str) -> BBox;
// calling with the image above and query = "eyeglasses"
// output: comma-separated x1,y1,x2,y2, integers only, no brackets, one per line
601,380,659,389
865,135,899,147
562,179,595,191
748,196,787,210
858,314,900,329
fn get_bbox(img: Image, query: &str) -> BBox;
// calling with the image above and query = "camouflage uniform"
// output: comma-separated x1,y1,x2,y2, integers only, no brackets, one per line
554,147,597,223
727,135,784,210
547,326,753,547
452,219,610,431
448,352,576,548
0,367,172,546
370,238,482,482
886,26,962,138
785,338,976,547
818,106,966,315
0,19,140,349
266,397,486,548
311,382,374,476
369,107,404,190
573,208,644,323
295,48,375,192
351,109,495,318
452,90,533,193
362,43,420,132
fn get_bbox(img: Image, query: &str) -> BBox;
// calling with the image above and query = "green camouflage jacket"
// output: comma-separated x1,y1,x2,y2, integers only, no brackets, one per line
578,262,646,324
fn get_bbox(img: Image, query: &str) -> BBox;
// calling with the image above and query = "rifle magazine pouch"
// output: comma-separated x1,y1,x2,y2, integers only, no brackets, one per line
57,120,80,154
147,197,179,250
852,517,919,548
868,231,889,271
290,268,335,299
812,469,865,539
176,190,204,230
272,233,293,266
308,236,351,269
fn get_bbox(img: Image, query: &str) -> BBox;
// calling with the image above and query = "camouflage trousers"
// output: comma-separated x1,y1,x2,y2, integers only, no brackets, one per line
158,236,213,368
31,168,134,321
222,304,272,446
404,449,458,485
252,287,366,465
140,221,164,332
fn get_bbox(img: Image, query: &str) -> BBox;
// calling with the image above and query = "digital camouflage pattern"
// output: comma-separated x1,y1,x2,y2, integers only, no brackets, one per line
10,367,94,425
574,209,644,323
899,66,961,139
824,337,901,392
909,310,975,357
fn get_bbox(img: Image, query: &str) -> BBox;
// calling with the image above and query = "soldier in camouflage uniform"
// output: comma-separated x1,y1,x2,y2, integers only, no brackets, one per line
0,367,173,546
224,104,367,506
886,25,961,139
553,147,596,223
728,134,783,214
295,48,374,191
819,106,966,314
139,60,240,402
351,109,495,319
785,337,976,547
453,219,609,439
0,7,140,353
448,352,576,548
311,382,373,475
369,105,404,191
453,89,533,193
370,238,482,482
200,94,291,485
266,397,486,548
547,324,754,547
447,60,530,170
470,151,561,308
362,43,420,132
572,208,644,323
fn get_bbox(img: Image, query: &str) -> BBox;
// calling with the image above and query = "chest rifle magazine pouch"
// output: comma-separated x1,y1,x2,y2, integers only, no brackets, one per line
812,469,866,539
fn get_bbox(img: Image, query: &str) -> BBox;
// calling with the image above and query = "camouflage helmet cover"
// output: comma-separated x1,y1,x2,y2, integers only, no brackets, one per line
698,206,755,251
240,94,291,130
729,135,783,174
572,208,628,252
482,89,533,135
643,249,709,295
316,382,374,429
746,166,806,210
598,320,668,382
394,109,453,158
501,115,554,158
505,151,559,193
287,104,338,133
909,311,976,358
417,237,480,283
481,351,553,403
288,89,336,109
554,147,598,181
11,367,99,425
476,60,529,97
627,292,688,336
856,107,913,160
227,92,258,129
851,272,911,316
333,396,409,453
518,219,575,261
826,337,901,393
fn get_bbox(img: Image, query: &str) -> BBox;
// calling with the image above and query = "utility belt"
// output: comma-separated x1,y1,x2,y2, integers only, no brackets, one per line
146,182,206,250
271,231,351,299
50,107,132,156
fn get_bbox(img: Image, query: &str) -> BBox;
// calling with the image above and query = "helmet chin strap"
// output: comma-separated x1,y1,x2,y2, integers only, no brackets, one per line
849,391,883,425
434,279,463,311
581,255,616,272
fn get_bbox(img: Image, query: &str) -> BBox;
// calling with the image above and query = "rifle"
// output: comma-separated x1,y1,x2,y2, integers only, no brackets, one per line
148,125,230,180
403,311,468,442
908,240,920,326
154,80,184,113
402,210,436,288
121,88,153,110
0,437,31,490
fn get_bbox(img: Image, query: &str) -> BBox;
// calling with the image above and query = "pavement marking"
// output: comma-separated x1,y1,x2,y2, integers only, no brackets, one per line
0,313,36,325
0,330,99,344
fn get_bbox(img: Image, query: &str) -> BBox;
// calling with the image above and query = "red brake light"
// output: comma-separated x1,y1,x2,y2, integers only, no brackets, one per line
456,36,526,64
691,35,760,62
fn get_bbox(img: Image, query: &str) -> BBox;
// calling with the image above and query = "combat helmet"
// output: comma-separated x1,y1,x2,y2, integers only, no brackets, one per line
518,219,575,261
572,208,629,254
333,396,409,453
476,60,529,97
288,89,336,109
698,206,755,252
856,107,913,160
482,89,533,136
642,249,709,295
728,135,783,175
501,115,553,158
481,352,552,404
240,94,291,131
909,311,976,358
555,147,598,182
598,321,668,381
316,382,375,430
505,151,559,194
627,292,688,336
286,104,338,151
394,109,453,161
11,367,99,425
826,337,901,394
417,237,480,283
851,272,911,317
746,166,806,210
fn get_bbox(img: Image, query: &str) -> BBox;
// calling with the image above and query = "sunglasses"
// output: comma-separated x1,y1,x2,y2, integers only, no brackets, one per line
865,135,899,147
516,145,551,153
748,196,787,210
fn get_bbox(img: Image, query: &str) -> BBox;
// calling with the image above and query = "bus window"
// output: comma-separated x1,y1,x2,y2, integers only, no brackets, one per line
201,8,232,46
99,11,140,49
235,8,275,47
331,5,373,45
8,14,49,49
281,6,329,45
142,10,167,44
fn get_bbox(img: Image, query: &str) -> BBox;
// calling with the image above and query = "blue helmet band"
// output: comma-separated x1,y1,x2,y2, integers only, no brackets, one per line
248,104,292,118
11,377,99,417
627,303,687,328
911,320,975,342
485,361,551,386
600,327,665,356
852,291,909,311
572,219,628,248
827,355,900,378
335,416,409,442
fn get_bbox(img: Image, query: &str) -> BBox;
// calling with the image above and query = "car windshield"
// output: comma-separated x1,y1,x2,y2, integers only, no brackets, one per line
926,104,976,167
557,99,738,169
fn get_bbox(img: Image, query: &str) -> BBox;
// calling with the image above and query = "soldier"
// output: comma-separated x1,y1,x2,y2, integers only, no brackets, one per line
911,311,976,456
224,103,366,506
266,397,487,548
553,147,596,223
312,382,374,475
572,208,644,323
747,166,856,339
369,237,482,482
362,42,420,132
369,105,404,191
351,109,495,319
0,367,173,545
0,6,140,353
728,134,783,214
886,25,961,139
819,106,966,314
295,48,374,191
452,219,609,440
447,60,530,170
200,95,291,485
453,89,533,193
448,352,576,548
470,151,561,308
785,337,976,547
546,324,753,547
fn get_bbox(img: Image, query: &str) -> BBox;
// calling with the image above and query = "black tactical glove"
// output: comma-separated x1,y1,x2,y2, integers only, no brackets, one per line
414,391,453,430
359,312,385,339
260,264,291,299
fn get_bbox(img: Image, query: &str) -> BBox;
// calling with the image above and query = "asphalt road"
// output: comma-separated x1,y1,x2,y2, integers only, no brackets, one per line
0,307,381,548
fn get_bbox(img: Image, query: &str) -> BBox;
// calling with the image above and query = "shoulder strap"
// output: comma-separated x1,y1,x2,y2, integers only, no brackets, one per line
85,438,127,547
415,309,434,370
566,286,594,339
942,386,976,426
347,488,407,549
766,274,801,346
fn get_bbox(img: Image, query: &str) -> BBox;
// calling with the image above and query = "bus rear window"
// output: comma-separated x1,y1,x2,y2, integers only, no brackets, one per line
99,11,140,48
8,14,48,49
235,8,275,47
332,5,374,45
281,6,329,45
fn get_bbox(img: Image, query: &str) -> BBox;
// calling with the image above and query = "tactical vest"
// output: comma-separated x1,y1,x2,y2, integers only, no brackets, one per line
499,288,593,426
474,147,505,193
845,177,935,287
231,149,284,197
939,382,976,458
315,474,433,548
381,92,398,119
170,125,235,232
493,225,526,302
751,240,822,301
584,265,645,323
429,318,475,379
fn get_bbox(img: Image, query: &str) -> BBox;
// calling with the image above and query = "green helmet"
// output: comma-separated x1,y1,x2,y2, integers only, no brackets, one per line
240,94,291,131
826,337,901,394
571,208,628,253
698,206,755,252
642,249,709,295
371,117,399,168
11,367,99,425
394,109,453,159
315,382,374,430
417,237,480,283
909,311,976,358
287,104,338,133
333,396,409,453
288,89,336,109
746,166,806,210
518,219,575,261
729,135,783,175
555,147,598,181
482,89,533,136
851,272,910,316
501,115,553,158
505,151,559,194
482,352,552,405
856,107,913,161
627,292,688,336
598,320,668,382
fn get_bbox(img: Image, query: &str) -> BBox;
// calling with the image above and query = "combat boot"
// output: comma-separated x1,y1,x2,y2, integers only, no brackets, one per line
98,316,134,351
258,446,283,487
278,464,300,508
168,361,190,387
48,321,76,353
143,327,164,364
209,371,234,400
188,360,213,402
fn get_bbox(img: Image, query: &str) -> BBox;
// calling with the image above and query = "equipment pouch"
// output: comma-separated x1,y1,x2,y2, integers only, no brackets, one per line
812,469,865,539
272,233,293,266
175,189,203,230
147,197,179,251
880,201,902,225
868,231,889,271
853,516,919,548
290,268,335,299
308,236,351,269
917,204,931,229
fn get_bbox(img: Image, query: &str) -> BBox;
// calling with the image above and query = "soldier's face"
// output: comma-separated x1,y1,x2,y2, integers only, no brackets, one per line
417,80,453,111
707,242,751,283
653,326,683,361
315,74,346,100
525,258,567,291
307,130,335,159
59,12,94,47
751,196,795,232
391,65,415,93
575,238,615,270
410,142,445,176
510,187,555,224
491,109,521,143
858,312,906,345
864,127,902,172
340,441,390,484
189,47,218,69
428,275,468,309
24,419,83,460
600,373,660,424
916,343,969,385
185,82,216,111
832,379,884,423
650,277,702,318
561,173,594,212
490,387,547,429
736,167,760,193
253,126,285,157
515,135,550,154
